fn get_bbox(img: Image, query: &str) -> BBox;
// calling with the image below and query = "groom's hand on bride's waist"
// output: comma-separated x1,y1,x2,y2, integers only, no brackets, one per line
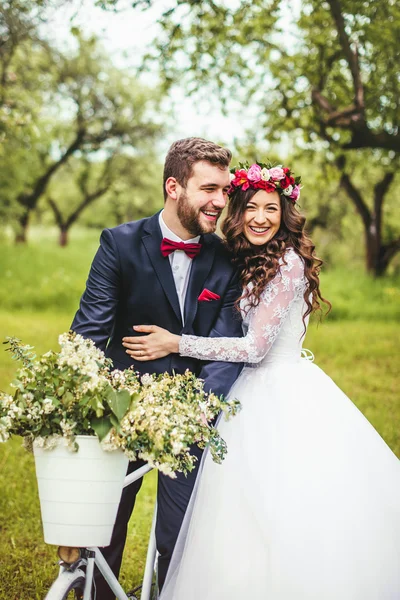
122,325,180,361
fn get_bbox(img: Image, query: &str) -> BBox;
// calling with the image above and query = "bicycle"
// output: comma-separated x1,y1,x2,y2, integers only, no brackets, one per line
44,463,158,600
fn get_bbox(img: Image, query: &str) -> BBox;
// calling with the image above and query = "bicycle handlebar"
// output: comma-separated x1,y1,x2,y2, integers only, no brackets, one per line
123,463,153,488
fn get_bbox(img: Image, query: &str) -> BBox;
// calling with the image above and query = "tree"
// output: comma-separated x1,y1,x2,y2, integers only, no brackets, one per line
47,157,114,246
2,30,163,242
46,149,163,245
337,154,399,275
120,0,400,275
0,0,67,137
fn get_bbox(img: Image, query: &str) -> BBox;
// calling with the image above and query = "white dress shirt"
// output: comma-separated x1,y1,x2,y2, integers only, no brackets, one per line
159,211,201,323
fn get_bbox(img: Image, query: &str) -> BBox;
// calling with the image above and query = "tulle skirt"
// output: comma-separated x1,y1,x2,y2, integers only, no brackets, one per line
161,358,400,599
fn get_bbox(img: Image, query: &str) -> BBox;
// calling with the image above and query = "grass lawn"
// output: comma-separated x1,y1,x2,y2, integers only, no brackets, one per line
1,229,400,320
0,310,399,598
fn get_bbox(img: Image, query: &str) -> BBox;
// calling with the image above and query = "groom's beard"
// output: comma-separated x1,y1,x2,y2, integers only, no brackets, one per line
177,190,219,236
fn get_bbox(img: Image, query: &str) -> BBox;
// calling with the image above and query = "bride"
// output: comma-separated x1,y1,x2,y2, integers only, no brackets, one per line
123,161,400,599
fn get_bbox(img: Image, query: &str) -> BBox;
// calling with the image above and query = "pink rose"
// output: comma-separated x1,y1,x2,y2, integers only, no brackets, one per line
290,185,301,201
269,167,285,180
246,164,262,183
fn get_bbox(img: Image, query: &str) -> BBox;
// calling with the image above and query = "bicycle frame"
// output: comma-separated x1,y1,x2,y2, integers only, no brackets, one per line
52,463,158,600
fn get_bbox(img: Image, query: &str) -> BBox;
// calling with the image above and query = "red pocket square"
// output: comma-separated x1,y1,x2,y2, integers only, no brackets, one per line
198,288,221,302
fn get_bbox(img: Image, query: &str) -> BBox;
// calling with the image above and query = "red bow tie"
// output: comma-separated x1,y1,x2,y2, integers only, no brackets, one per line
161,238,202,259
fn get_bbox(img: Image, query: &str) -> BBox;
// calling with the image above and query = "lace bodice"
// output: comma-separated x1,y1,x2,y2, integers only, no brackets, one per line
180,249,308,365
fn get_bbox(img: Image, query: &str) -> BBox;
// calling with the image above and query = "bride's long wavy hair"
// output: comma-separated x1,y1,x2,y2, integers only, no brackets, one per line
221,187,331,324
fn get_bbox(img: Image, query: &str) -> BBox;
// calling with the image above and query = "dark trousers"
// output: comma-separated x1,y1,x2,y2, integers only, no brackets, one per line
94,445,203,600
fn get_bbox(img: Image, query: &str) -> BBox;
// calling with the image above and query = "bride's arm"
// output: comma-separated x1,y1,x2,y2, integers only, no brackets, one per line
180,251,306,363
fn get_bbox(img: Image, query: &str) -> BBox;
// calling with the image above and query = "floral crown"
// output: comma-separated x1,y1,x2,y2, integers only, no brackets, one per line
229,161,302,203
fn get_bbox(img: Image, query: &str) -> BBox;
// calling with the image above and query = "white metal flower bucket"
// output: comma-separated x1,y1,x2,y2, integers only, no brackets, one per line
33,435,129,547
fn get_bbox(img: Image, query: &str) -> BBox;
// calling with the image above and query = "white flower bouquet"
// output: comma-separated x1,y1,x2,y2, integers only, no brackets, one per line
0,332,241,477
105,370,241,477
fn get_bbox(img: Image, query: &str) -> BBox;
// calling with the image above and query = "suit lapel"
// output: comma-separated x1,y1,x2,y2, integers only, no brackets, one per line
142,213,182,324
184,235,216,327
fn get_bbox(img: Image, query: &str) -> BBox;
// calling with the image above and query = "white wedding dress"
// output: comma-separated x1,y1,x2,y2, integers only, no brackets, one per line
160,248,400,600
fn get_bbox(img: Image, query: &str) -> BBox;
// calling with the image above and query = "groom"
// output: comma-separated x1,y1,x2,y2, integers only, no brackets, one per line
71,137,243,598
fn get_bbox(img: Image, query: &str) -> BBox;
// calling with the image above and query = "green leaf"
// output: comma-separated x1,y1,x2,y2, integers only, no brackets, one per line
62,391,74,406
110,413,121,433
129,392,140,410
105,388,131,420
91,416,113,441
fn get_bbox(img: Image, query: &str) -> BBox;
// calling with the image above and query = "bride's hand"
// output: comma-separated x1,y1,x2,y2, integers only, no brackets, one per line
122,325,180,361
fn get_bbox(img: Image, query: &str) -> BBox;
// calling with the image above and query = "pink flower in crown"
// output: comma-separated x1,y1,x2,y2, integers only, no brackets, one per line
246,163,262,183
269,166,285,180
290,185,301,201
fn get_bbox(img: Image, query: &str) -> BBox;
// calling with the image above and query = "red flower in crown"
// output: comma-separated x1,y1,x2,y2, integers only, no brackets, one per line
254,180,277,193
280,174,295,189
232,169,249,189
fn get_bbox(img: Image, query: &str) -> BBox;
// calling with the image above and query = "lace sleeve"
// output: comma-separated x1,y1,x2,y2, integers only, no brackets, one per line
180,250,307,363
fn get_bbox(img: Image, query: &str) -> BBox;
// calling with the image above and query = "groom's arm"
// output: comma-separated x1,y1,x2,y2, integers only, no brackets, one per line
71,229,120,351
197,270,244,398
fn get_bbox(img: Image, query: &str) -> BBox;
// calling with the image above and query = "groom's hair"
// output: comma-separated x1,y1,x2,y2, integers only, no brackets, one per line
163,137,232,200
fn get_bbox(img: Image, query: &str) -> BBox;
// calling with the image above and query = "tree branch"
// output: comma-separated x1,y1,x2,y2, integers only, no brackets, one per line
326,0,364,111
47,197,65,228
325,104,360,127
380,237,400,268
343,128,400,152
17,128,86,210
313,87,400,151
311,89,334,114
336,157,371,229
65,185,110,228
373,171,395,246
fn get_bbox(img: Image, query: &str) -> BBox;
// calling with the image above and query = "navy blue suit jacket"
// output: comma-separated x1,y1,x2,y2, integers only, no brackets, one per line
71,211,243,398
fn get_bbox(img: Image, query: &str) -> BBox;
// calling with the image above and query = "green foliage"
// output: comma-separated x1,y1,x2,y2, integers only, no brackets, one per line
105,386,132,422
115,370,241,476
44,152,164,242
0,0,56,136
133,0,400,152
0,332,135,445
0,13,164,238
4,337,36,368
0,326,241,477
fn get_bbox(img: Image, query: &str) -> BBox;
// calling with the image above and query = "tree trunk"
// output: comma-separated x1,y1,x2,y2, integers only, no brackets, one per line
363,222,400,277
365,222,377,274
339,165,397,277
15,209,30,243
59,227,69,247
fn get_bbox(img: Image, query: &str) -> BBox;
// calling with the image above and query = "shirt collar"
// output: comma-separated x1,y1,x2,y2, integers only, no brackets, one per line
159,210,200,244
